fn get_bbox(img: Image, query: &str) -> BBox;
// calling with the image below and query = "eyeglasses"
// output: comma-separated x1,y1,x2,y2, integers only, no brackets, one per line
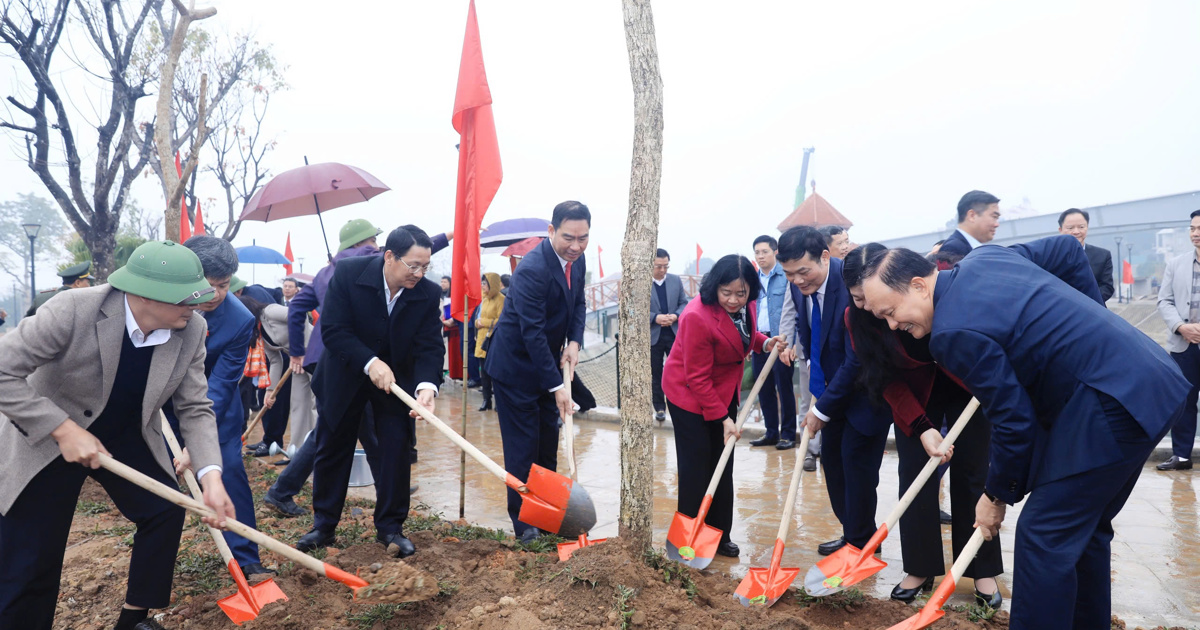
652,264,670,270
399,258,431,274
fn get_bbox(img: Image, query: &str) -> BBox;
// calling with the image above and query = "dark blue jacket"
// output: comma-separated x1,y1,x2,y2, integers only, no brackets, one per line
938,229,973,258
930,236,1189,504
202,295,257,444
486,238,586,392
791,256,893,436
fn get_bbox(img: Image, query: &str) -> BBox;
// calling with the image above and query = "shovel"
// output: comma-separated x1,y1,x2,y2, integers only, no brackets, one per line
556,365,607,561
93,453,433,601
390,383,597,537
241,368,292,445
666,345,780,569
804,398,980,596
734,429,811,607
159,412,286,624
886,528,988,630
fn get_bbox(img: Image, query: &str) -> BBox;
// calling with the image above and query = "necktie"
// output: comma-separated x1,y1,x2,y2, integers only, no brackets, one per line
809,293,826,399
565,261,573,290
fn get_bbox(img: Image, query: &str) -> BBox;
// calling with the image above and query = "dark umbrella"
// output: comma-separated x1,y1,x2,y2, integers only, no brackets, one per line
481,218,551,253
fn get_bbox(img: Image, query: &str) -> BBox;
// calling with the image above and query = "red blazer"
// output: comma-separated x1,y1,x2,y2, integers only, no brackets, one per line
663,298,768,421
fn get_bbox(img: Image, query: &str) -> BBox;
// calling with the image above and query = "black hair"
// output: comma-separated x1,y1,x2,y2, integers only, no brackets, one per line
655,248,670,260
551,200,591,228
1058,208,1089,227
841,243,907,406
282,277,298,286
776,226,828,263
929,250,964,269
384,224,434,258
184,235,239,280
698,254,760,306
1191,209,1200,220
500,274,511,288
862,248,937,292
441,275,452,282
818,225,846,245
956,190,1000,223
237,295,269,345
932,239,945,247
752,235,778,250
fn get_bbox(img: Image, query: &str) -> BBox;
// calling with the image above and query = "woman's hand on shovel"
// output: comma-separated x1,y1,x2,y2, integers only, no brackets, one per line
198,470,237,529
919,428,954,465
722,418,741,444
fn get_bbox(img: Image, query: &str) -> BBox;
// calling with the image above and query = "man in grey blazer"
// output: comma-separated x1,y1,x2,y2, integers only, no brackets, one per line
1156,209,1200,471
0,241,235,630
650,248,690,421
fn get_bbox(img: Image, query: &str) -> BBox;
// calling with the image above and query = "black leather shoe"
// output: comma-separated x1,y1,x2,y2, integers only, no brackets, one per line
466,379,481,389
478,400,493,411
250,442,272,457
264,493,308,517
410,484,419,494
518,528,542,544
655,411,666,422
296,529,335,552
975,588,1003,609
775,439,796,450
245,441,265,452
817,537,846,556
379,532,416,558
890,576,934,603
750,436,779,447
939,510,953,524
133,621,168,630
803,454,817,472
1157,456,1193,471
240,563,277,579
716,540,740,557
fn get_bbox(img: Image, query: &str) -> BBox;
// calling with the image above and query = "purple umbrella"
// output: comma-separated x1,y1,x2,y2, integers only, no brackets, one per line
480,217,552,253
240,159,391,259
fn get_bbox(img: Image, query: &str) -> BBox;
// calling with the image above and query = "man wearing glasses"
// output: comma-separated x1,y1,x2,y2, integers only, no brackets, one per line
296,225,444,559
649,248,688,422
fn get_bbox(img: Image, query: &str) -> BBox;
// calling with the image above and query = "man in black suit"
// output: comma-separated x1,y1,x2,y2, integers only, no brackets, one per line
485,201,589,541
939,190,1001,257
296,225,444,558
650,248,689,422
1058,208,1114,303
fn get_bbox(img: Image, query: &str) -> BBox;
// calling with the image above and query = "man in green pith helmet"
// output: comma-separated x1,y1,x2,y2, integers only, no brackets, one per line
0,240,235,630
24,260,96,317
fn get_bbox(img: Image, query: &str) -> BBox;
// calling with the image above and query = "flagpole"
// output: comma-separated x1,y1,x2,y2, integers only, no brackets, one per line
460,294,468,520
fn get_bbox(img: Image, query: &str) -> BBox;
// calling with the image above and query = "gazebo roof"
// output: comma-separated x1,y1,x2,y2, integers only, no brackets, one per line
777,191,853,231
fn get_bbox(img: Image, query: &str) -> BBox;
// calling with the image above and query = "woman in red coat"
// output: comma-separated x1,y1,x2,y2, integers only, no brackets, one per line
663,254,786,558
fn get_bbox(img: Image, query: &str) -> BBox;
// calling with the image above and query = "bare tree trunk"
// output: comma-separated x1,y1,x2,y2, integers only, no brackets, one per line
618,0,664,553
153,0,215,241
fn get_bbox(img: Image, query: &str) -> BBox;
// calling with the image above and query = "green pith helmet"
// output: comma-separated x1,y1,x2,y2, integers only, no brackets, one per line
229,275,248,294
108,241,216,305
58,261,94,284
338,218,383,253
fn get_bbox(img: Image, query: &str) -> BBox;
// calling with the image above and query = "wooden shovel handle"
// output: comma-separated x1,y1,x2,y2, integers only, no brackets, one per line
774,430,811,543
882,397,981,531
241,369,293,444
96,452,338,581
562,365,577,481
702,345,781,498
389,384,510,482
158,412,235,564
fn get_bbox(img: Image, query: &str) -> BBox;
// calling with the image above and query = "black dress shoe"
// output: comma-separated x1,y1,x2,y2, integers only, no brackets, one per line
1157,456,1193,471
518,528,542,544
240,563,277,578
775,439,796,450
379,532,416,558
749,436,779,447
250,442,272,457
655,411,666,422
890,576,934,603
264,493,308,517
296,529,335,552
133,621,168,630
817,537,846,556
803,454,817,472
939,510,953,524
478,400,493,411
466,379,482,389
975,588,1003,609
716,540,740,557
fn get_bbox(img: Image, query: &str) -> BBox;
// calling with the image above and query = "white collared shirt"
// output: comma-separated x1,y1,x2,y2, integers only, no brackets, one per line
363,264,437,396
652,276,665,287
957,228,983,250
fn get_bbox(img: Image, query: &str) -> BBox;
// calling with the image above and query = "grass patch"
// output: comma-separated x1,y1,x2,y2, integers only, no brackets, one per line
794,586,866,609
76,499,111,515
948,602,997,622
90,523,135,538
437,580,459,598
346,603,408,629
174,547,227,596
614,584,637,630
336,519,370,548
643,548,697,600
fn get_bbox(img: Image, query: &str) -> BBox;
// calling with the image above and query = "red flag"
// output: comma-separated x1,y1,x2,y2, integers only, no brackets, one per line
175,152,191,243
193,200,205,236
597,245,604,279
450,0,502,322
1122,260,1133,285
283,232,295,275
696,243,703,275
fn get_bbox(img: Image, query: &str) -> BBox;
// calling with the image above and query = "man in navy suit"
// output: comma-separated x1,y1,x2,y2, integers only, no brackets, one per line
860,235,1190,629
939,190,1001,257
486,201,589,541
777,226,893,556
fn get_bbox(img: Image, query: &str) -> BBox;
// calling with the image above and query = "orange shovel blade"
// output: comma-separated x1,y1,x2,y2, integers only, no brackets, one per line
803,543,887,596
886,576,957,630
519,464,597,537
665,512,723,569
734,566,801,607
216,559,288,625
556,534,609,562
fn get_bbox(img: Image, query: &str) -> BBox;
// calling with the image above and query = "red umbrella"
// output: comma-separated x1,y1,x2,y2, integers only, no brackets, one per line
240,160,391,259
501,236,543,258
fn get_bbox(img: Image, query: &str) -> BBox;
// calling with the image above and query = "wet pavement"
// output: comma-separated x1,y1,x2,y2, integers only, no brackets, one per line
348,390,1199,627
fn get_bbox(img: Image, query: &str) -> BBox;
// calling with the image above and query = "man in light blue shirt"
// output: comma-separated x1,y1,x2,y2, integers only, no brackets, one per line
748,235,798,450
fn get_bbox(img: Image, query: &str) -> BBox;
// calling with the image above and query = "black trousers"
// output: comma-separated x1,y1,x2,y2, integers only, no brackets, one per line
480,355,494,403
0,433,184,629
312,383,413,538
895,379,1002,578
650,334,675,412
494,382,560,536
1169,344,1200,459
820,415,888,548
668,396,738,545
753,349,797,441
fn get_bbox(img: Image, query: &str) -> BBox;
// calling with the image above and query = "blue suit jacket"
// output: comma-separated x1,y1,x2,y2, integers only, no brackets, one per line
930,236,1189,504
486,238,586,392
202,295,257,444
792,257,893,436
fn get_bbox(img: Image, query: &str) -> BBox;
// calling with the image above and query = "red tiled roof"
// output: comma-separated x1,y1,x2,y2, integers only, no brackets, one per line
777,192,854,231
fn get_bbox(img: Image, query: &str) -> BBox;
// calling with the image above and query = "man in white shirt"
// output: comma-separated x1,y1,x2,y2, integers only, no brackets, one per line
939,190,1001,257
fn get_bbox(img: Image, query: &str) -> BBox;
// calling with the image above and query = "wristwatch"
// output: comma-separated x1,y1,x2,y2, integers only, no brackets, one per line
982,490,1006,506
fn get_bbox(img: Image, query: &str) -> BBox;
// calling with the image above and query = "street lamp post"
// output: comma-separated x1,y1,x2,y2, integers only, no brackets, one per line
1127,243,1134,302
299,257,305,274
22,223,40,304
1114,236,1123,304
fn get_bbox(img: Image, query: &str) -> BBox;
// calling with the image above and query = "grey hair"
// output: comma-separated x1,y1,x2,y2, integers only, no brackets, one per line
184,235,239,280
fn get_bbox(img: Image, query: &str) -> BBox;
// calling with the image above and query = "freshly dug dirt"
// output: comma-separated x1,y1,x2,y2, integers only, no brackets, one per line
356,560,440,604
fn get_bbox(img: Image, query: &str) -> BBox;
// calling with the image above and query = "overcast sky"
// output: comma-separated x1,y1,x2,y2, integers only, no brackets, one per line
3,0,1198,284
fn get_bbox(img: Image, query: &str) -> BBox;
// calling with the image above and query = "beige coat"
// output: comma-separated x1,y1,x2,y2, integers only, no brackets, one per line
0,285,221,515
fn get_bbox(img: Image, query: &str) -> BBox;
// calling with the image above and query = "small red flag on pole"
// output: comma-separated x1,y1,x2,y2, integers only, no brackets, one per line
283,232,295,275
1122,260,1133,285
175,151,191,243
696,243,703,275
597,245,604,279
193,200,205,236
450,0,503,323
